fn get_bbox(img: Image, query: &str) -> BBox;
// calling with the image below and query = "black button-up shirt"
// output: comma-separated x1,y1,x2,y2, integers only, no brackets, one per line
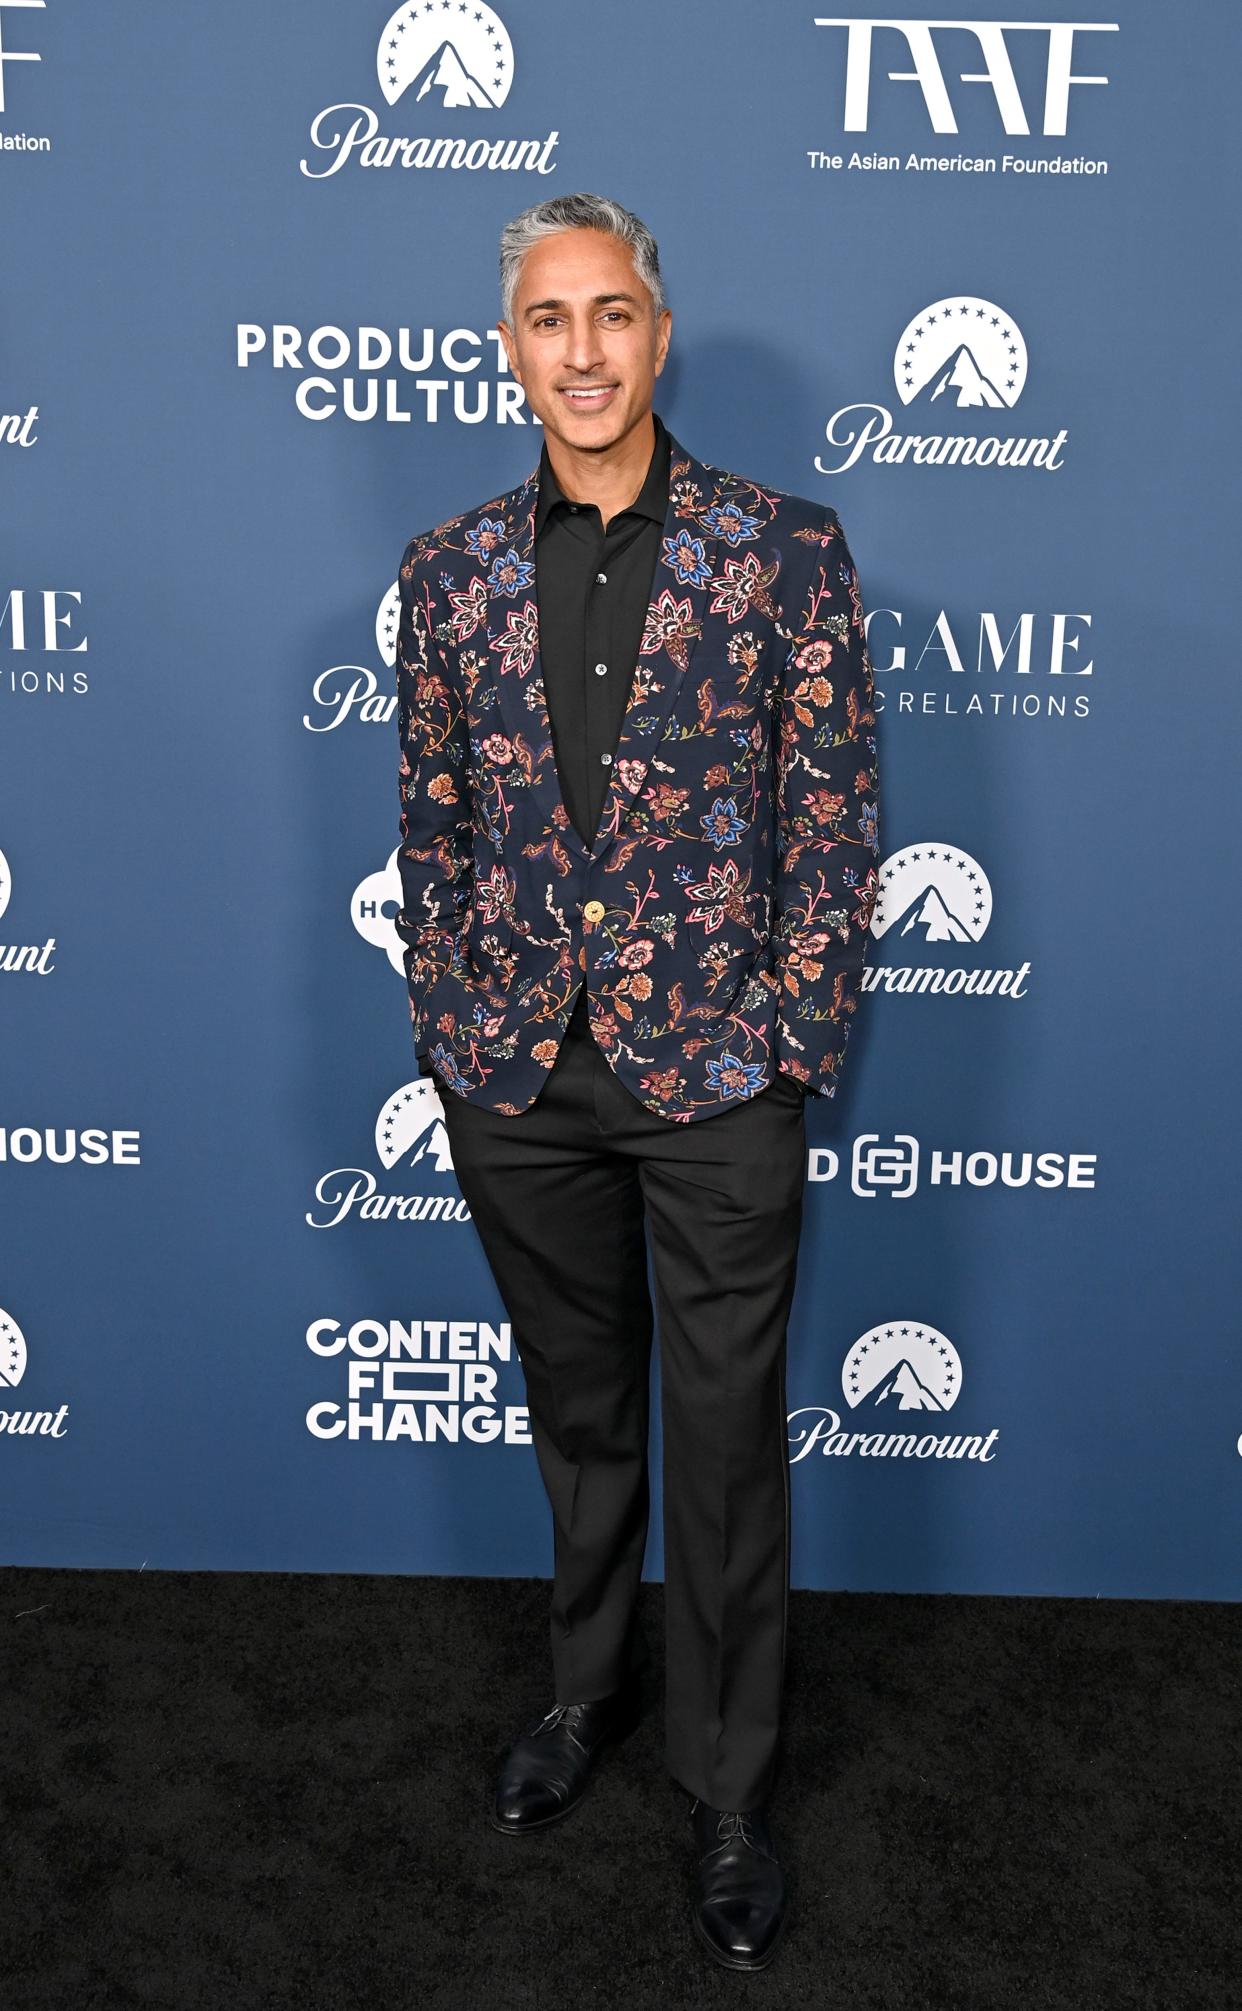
533,409,672,848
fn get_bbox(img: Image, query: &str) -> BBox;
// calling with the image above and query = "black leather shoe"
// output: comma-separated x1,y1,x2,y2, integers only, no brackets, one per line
490,1688,640,1834
688,1796,788,1970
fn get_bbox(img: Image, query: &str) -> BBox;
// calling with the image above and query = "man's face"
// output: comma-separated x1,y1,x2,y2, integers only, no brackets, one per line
497,227,671,456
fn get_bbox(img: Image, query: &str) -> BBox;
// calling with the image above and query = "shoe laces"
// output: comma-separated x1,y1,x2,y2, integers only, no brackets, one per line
533,1703,574,1734
691,1799,762,1848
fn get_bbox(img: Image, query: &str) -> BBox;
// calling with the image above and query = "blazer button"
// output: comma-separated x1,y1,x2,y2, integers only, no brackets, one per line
583,899,605,923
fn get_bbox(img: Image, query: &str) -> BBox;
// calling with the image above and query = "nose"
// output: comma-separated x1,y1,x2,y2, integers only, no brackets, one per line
563,314,607,376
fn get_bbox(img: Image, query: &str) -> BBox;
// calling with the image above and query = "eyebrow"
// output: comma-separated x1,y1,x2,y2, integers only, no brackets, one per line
522,292,642,318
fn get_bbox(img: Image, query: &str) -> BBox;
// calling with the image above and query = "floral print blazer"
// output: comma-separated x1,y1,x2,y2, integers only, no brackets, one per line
393,424,880,1122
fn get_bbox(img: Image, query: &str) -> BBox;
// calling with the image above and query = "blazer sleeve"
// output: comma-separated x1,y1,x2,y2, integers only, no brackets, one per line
393,541,475,1066
773,509,881,1098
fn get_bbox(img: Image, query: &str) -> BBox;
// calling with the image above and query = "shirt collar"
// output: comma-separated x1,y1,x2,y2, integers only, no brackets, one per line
534,409,670,538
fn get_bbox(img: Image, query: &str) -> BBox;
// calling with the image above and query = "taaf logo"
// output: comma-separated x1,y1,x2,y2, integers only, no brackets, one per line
0,0,43,117
788,1318,1000,1463
378,2,514,109
813,17,1117,137
816,295,1067,474
305,583,400,733
861,841,1032,999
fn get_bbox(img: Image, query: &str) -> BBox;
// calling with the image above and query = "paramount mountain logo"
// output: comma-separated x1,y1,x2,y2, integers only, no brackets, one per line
845,1323,962,1410
870,842,992,945
1,1304,27,1387
0,1303,69,1439
301,2,558,179
377,1080,453,1176
896,298,1027,409
788,1319,1000,1464
816,295,1067,473
307,1080,470,1231
304,583,400,733
379,2,514,109
862,841,1032,999
0,842,57,978
870,1357,943,1409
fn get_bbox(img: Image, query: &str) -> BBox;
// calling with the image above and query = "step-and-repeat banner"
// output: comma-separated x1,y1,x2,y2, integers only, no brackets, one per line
4,2,1238,1596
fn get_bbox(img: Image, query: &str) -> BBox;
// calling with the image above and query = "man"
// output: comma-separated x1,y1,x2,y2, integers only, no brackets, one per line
393,192,879,1972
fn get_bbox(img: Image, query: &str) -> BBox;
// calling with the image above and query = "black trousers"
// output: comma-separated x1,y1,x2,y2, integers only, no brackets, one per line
437,985,807,1810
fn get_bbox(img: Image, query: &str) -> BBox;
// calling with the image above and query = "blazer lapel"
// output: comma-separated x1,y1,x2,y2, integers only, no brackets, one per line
484,425,719,862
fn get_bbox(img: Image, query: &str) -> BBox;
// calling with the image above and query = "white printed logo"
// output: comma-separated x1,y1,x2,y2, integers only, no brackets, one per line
376,581,400,667
352,848,405,974
0,845,57,977
1,403,39,447
842,1319,961,1410
813,18,1117,137
861,842,1032,999
1,1305,27,1387
894,297,1027,409
870,842,992,943
0,0,43,116
304,583,400,733
307,1081,469,1231
376,1080,453,1176
301,2,556,180
378,2,514,110
816,295,1067,475
0,1304,68,1438
844,1134,1097,1198
305,1314,531,1447
788,1319,1000,1464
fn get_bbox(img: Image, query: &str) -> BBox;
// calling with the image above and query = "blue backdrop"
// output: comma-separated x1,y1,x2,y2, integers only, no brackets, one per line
3,0,1239,1598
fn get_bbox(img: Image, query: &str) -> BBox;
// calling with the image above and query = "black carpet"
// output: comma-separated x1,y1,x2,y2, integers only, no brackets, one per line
1,1568,1236,2008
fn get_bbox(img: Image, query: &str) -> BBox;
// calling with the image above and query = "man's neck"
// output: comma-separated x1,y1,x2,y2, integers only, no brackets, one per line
542,409,657,531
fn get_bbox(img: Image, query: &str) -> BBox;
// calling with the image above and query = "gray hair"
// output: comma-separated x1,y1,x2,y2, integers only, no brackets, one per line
499,192,667,326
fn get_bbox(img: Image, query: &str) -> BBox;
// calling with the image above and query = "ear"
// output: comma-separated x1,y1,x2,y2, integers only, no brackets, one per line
654,308,672,375
496,319,523,385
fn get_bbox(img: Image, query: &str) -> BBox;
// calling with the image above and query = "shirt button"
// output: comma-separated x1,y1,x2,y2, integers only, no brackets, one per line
594,661,608,676
600,751,612,765
596,572,607,584
583,899,605,922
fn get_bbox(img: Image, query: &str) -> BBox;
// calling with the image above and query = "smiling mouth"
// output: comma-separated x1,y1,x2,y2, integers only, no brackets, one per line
557,384,618,405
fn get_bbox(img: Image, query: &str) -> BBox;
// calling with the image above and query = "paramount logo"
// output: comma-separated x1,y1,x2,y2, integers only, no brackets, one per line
399,38,499,110
863,840,1033,1000
919,342,1007,408
816,295,1068,473
789,1319,1000,1464
301,2,559,179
